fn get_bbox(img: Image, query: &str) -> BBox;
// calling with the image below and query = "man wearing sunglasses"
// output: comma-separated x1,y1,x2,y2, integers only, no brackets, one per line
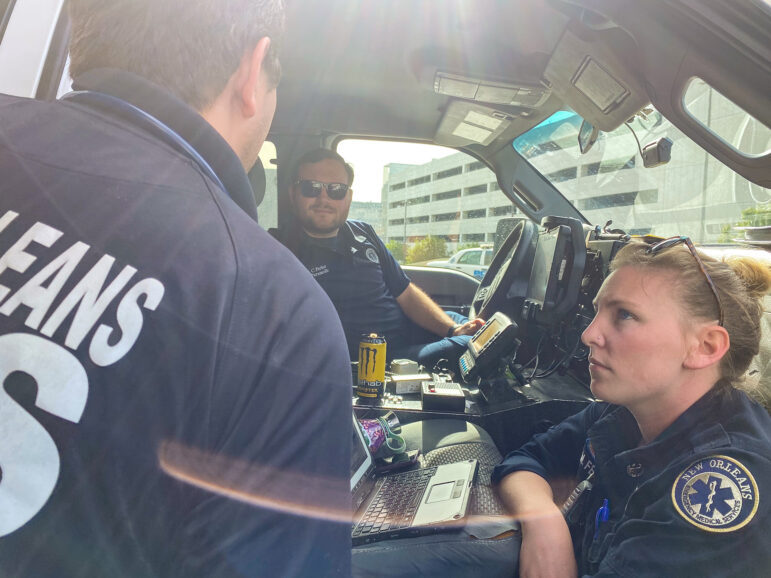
274,148,485,368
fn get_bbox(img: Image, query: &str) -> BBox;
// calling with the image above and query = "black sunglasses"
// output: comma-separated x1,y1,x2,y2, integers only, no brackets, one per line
296,179,350,200
646,236,724,326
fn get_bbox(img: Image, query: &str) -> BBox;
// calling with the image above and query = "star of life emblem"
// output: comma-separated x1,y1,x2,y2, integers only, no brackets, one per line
672,455,759,533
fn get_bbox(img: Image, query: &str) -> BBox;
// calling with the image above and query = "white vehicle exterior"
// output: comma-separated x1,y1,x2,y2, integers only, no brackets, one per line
427,247,493,280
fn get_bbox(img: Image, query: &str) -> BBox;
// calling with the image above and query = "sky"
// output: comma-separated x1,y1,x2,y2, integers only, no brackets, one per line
337,140,456,203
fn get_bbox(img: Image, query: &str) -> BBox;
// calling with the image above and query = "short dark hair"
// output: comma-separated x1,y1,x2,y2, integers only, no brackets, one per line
68,0,285,111
290,148,355,186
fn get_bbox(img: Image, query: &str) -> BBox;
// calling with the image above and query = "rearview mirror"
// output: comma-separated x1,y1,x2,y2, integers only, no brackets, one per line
578,120,599,154
641,137,673,168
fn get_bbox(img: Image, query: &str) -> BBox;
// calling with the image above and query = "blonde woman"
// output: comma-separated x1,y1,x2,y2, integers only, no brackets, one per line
494,238,771,577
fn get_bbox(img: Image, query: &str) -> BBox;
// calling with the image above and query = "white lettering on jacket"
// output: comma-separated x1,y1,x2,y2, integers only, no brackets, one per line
0,209,166,535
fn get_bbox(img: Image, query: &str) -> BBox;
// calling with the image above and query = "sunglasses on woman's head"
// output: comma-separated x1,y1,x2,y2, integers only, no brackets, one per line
296,179,350,200
646,236,724,326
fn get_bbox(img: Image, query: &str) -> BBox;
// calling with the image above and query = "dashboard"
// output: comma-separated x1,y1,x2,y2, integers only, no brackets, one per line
354,215,631,453
462,215,624,398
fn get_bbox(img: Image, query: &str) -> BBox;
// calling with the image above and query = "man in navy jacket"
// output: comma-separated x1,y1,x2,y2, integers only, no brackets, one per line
274,148,485,369
0,1,352,576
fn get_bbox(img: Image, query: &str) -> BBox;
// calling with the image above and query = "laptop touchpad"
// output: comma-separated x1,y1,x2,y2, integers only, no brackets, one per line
425,481,455,503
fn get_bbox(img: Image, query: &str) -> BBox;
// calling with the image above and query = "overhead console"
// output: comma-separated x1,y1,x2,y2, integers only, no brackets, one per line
543,22,649,132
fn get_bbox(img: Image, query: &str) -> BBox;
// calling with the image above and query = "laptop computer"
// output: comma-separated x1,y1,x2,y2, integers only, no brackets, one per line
351,415,477,545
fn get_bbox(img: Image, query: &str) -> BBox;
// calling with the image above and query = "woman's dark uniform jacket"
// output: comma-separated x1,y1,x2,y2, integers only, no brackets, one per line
0,69,352,577
492,387,770,577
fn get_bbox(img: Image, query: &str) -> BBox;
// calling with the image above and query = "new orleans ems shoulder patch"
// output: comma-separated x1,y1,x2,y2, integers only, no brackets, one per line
672,455,759,532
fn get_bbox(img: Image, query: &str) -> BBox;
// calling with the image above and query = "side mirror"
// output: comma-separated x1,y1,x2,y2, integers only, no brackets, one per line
578,120,599,154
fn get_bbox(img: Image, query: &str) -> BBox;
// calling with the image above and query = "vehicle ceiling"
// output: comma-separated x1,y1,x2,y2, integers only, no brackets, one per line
273,0,771,186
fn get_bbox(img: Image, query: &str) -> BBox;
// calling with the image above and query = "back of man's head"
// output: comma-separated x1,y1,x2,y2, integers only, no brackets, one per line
68,0,285,112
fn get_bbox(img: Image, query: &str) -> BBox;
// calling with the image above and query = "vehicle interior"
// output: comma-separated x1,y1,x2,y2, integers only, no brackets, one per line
3,0,770,558
259,1,771,540
260,0,771,439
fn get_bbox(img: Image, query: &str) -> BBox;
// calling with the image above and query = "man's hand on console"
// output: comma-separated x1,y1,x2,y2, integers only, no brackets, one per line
451,317,485,336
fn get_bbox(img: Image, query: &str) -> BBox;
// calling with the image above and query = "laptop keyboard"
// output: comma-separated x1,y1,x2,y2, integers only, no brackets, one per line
352,466,437,538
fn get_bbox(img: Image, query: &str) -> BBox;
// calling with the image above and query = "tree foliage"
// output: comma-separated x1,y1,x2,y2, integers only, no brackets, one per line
718,205,771,242
385,240,406,263
406,236,447,263
735,205,771,227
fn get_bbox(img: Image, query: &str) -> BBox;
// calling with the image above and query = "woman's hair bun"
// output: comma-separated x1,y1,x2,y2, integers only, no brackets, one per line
725,257,771,301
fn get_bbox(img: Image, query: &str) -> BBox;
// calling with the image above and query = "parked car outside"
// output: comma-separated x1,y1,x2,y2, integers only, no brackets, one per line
427,246,493,279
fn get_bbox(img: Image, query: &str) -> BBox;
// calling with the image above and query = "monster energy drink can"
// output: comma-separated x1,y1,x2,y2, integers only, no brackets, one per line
357,333,386,402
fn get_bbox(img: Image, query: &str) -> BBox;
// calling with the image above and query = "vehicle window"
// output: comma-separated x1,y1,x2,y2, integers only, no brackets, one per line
513,108,770,243
256,141,278,229
683,77,771,157
0,0,15,44
56,56,73,98
457,250,480,265
337,139,513,264
482,249,493,265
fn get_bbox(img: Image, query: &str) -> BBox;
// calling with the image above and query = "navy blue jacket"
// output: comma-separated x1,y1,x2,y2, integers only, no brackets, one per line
492,387,771,577
274,220,434,359
0,70,352,577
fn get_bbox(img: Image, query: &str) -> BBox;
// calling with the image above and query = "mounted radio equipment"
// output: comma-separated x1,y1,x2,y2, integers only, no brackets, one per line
522,216,587,326
459,312,519,382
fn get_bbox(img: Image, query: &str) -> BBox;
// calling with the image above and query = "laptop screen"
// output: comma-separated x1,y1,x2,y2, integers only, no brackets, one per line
350,415,373,491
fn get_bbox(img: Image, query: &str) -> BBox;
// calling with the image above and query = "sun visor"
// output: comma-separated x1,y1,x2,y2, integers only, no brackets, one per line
544,26,649,132
434,101,514,148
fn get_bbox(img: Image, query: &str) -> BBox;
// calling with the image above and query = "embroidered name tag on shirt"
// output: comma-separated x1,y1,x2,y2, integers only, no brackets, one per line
579,438,596,479
310,264,329,278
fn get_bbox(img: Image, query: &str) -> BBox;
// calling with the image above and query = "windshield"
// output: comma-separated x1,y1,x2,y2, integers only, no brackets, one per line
513,107,771,243
337,139,514,268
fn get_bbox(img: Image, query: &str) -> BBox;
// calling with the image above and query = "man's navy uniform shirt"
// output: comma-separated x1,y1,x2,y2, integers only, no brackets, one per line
492,387,771,577
0,69,352,577
275,220,434,359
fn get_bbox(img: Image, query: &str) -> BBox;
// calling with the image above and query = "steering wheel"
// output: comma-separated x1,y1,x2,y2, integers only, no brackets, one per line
469,219,538,320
